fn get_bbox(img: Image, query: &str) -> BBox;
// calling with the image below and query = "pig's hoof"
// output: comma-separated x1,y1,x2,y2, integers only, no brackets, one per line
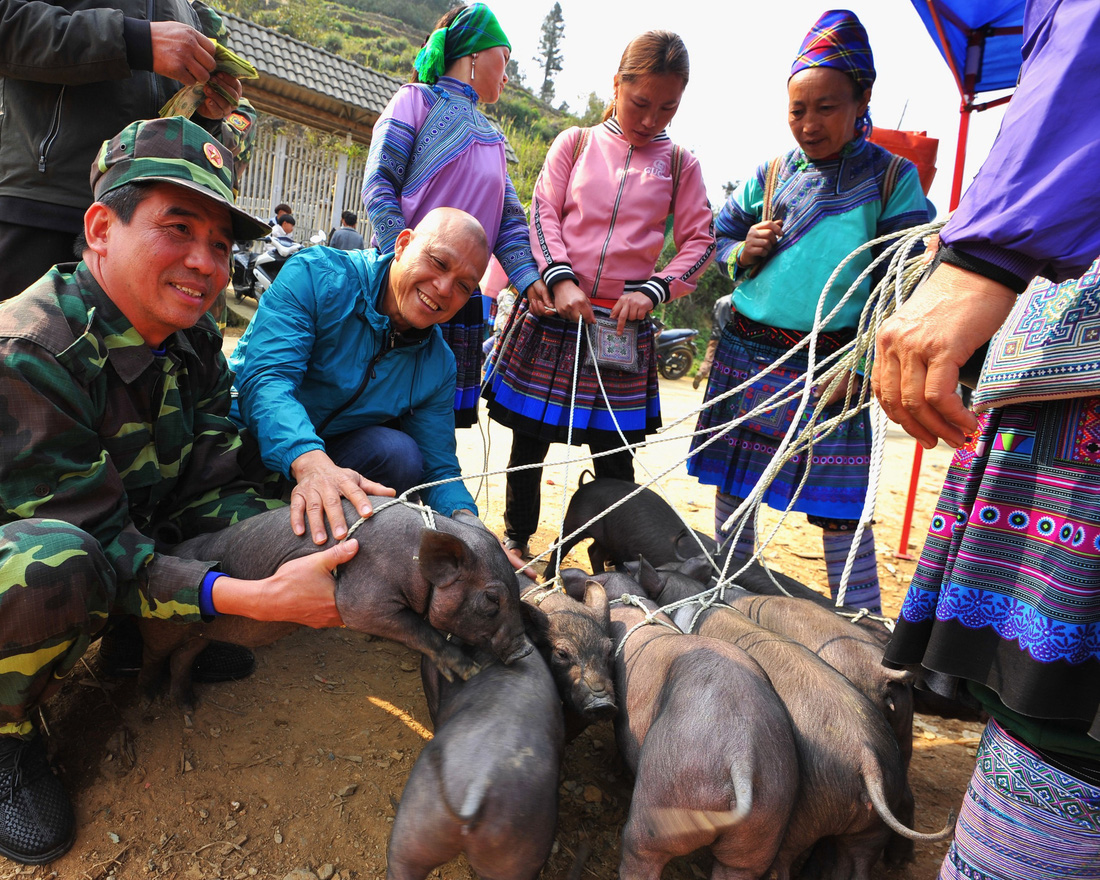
137,671,166,707
453,658,482,681
171,686,198,714
435,654,480,682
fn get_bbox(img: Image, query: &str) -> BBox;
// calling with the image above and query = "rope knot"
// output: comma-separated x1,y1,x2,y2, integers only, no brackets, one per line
522,580,565,605
616,593,648,612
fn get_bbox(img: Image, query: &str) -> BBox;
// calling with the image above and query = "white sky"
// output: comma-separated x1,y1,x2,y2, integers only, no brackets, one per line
489,0,1012,218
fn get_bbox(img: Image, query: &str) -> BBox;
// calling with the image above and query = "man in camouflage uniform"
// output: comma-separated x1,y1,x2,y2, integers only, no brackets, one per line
0,117,356,865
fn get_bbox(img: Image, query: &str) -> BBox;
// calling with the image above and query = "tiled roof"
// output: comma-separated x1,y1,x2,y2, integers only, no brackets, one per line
222,11,515,161
223,11,404,117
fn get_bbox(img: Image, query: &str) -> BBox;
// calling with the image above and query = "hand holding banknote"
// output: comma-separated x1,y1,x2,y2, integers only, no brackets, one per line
157,27,258,120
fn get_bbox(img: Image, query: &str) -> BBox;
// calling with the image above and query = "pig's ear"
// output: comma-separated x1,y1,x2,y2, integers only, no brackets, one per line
418,530,471,587
678,555,714,585
635,555,661,598
617,559,640,577
583,580,610,627
520,599,550,641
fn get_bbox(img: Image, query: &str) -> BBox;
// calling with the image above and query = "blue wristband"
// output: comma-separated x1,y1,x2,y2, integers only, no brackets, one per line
200,570,224,618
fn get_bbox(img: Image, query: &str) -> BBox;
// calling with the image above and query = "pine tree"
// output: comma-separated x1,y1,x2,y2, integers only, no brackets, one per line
578,92,606,127
506,56,524,85
536,3,564,105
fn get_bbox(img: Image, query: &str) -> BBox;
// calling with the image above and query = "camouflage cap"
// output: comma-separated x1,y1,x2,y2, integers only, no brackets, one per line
90,116,269,240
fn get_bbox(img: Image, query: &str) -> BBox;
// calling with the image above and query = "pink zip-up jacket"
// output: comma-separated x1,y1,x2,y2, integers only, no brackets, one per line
530,119,716,306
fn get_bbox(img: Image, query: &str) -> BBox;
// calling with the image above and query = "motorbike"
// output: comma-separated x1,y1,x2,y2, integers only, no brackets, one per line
230,240,262,302
232,230,325,303
251,233,303,299
653,318,699,380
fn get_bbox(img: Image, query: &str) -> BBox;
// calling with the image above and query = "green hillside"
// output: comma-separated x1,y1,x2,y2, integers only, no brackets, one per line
217,0,576,200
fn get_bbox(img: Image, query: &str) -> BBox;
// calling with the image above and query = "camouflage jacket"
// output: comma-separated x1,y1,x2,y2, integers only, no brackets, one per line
0,263,283,620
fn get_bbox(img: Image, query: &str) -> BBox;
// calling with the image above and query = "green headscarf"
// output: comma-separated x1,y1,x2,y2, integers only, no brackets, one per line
414,3,511,85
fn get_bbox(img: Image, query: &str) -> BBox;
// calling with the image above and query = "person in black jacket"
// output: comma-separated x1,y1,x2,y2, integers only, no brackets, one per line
328,210,365,250
0,0,253,300
693,292,733,389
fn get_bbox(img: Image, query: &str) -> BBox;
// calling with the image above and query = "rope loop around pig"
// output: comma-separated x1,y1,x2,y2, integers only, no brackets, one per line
611,593,684,656
344,496,437,542
521,581,565,605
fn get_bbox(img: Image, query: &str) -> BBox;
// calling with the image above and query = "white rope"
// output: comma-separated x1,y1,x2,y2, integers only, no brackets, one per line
344,495,436,540
370,219,943,635
703,219,944,619
521,581,565,604
611,592,683,656
584,319,721,570
471,288,534,519
552,316,586,564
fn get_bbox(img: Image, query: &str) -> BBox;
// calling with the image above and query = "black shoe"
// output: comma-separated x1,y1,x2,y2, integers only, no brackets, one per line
0,736,75,865
190,641,255,682
98,618,255,683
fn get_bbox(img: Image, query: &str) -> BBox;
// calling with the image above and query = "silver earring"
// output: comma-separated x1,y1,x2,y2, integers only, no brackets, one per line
470,53,477,81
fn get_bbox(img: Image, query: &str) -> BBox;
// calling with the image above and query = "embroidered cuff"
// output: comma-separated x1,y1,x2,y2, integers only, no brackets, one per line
200,570,224,619
542,262,578,291
724,242,755,281
938,243,1038,294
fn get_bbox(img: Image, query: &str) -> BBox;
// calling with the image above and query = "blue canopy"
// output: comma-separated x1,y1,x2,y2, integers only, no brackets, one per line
910,1,1025,95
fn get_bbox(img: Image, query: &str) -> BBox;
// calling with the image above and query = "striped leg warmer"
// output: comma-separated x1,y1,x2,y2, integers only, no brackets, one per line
823,527,881,611
715,491,755,559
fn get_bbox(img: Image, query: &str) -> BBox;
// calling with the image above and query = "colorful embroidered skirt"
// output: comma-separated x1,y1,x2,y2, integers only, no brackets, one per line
483,303,660,445
940,718,1100,880
687,319,871,521
885,399,1100,738
438,293,484,429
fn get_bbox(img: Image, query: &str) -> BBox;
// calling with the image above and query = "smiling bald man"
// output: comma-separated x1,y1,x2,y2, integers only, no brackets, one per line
229,207,490,544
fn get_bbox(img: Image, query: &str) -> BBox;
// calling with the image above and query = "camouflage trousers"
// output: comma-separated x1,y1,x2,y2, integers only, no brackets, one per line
1,519,155,738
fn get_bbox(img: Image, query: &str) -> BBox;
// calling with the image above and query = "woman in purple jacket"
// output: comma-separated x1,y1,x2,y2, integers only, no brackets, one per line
361,2,547,429
873,2,1100,875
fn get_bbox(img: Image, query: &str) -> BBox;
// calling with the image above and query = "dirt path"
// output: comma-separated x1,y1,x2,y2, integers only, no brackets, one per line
14,371,974,880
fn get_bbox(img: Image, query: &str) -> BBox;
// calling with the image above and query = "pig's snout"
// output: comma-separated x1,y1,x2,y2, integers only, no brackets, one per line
581,693,617,721
578,674,617,720
498,633,536,665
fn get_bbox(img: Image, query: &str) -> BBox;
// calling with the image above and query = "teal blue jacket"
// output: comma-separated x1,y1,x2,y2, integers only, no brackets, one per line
229,246,476,516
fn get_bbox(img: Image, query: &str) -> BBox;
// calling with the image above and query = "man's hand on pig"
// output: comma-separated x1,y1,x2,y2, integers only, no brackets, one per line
289,449,395,544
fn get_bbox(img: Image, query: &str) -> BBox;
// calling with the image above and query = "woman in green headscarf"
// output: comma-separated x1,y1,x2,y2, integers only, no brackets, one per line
362,3,549,430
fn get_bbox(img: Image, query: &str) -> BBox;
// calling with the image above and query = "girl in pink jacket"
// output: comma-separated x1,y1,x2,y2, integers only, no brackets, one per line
483,30,715,557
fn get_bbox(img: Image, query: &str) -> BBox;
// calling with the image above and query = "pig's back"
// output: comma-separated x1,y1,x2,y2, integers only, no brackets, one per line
434,654,563,814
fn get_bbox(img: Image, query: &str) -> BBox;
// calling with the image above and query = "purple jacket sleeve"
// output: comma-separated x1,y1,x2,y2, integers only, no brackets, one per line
940,0,1100,286
361,86,427,253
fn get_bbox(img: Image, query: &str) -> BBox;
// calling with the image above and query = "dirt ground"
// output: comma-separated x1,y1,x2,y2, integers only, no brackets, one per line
10,354,979,880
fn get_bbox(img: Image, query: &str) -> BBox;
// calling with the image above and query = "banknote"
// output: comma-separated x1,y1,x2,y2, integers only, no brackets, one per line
159,41,258,118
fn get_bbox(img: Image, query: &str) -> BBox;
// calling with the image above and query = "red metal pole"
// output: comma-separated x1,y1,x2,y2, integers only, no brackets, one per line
948,99,972,211
896,444,925,559
895,97,972,559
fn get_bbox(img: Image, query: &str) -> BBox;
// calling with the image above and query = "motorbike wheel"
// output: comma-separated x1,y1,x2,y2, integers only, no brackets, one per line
660,345,694,380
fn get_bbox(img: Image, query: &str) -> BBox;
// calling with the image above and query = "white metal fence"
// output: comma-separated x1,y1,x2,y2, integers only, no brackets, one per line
236,122,373,246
